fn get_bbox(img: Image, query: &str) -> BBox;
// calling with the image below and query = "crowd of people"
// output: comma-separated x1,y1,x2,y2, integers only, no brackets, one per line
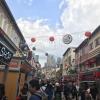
16,78,100,100
0,78,99,100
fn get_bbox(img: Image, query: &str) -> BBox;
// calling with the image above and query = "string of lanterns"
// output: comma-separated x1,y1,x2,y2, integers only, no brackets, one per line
31,31,92,44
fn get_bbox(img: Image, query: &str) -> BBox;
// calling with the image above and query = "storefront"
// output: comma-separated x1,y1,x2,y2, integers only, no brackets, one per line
0,28,18,100
0,41,14,83
79,67,100,93
6,56,33,100
79,67,100,81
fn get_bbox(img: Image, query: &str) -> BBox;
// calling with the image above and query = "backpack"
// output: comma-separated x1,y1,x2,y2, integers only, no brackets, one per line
34,91,48,100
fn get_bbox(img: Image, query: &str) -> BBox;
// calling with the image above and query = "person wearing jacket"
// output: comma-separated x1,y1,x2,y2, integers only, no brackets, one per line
29,79,41,100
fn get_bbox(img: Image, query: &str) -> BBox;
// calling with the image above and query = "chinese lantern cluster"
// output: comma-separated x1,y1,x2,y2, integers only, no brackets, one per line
31,36,55,43
31,31,92,43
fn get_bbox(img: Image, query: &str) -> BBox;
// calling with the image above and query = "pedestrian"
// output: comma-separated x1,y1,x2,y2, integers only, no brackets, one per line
90,84,98,100
71,82,78,100
45,81,54,100
0,84,8,100
79,86,85,100
54,82,62,100
63,82,71,100
85,88,92,100
29,79,48,100
29,79,42,100
20,83,28,100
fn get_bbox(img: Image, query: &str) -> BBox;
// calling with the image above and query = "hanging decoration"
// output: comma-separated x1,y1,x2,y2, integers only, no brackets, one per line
31,37,36,42
45,53,48,56
49,36,55,42
32,47,36,51
62,34,72,44
85,32,92,38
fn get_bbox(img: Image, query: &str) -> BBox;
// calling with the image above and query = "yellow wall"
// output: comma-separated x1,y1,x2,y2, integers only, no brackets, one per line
5,72,19,100
0,70,26,100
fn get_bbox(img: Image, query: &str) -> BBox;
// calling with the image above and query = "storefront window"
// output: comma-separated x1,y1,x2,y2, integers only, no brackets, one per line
95,37,100,47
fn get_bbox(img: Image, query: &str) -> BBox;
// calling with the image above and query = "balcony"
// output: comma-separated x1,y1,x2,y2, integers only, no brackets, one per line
88,46,100,59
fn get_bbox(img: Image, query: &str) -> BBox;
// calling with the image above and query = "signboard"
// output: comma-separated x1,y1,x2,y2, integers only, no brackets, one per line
0,42,13,64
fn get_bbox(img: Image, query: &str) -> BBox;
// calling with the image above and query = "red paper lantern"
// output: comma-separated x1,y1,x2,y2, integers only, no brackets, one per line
49,36,55,42
31,37,36,42
85,32,92,38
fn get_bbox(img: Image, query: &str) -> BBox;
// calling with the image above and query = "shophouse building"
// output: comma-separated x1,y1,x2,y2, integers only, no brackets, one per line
0,0,34,99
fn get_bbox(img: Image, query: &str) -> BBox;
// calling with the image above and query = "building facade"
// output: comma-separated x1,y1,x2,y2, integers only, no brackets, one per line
75,26,100,91
63,47,76,76
75,26,100,76
0,0,34,100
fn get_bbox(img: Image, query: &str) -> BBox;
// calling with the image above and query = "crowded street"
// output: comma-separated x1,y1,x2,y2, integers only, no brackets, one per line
0,0,100,100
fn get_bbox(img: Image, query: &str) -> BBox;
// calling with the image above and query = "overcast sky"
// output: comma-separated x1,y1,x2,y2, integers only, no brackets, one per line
6,0,100,66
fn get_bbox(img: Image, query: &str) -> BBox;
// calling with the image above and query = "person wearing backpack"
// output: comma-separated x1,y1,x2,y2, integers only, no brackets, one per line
29,79,41,100
29,79,48,100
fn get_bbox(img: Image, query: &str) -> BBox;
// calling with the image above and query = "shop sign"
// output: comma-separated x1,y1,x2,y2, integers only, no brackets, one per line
0,42,13,64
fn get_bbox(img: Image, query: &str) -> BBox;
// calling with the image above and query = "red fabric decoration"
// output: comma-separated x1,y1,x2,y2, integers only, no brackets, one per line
85,32,92,38
49,36,55,41
31,37,36,42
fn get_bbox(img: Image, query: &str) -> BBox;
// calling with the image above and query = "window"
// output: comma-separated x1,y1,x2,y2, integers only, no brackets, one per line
89,42,93,50
95,37,100,47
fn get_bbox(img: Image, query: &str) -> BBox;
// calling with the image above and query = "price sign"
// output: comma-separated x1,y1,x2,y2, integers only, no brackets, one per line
0,43,13,64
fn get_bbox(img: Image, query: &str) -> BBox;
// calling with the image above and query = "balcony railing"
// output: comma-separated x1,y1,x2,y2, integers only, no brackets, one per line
75,46,100,65
88,46,100,59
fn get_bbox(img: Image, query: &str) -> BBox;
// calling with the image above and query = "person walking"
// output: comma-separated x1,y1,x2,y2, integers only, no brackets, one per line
29,79,42,100
79,86,85,100
63,82,71,100
54,82,62,100
45,81,54,100
20,83,28,100
71,82,78,100
0,84,7,100
90,84,98,100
